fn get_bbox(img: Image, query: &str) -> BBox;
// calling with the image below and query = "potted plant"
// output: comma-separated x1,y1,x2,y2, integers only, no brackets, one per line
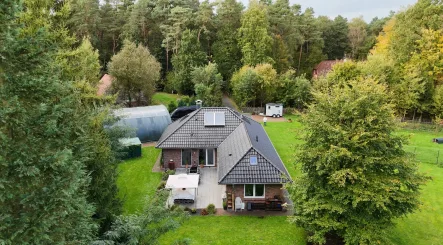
223,201,227,210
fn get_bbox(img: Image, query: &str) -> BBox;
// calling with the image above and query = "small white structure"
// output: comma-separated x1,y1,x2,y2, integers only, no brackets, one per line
265,103,283,117
166,174,199,206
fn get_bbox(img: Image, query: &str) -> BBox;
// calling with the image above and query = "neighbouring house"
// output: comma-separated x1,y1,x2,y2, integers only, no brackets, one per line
156,107,292,209
97,74,113,96
312,60,344,78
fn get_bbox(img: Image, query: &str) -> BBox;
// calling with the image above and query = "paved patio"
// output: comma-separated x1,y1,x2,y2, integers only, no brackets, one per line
167,167,225,209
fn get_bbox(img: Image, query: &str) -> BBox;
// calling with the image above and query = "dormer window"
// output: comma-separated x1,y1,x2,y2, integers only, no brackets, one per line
204,112,225,126
250,155,257,165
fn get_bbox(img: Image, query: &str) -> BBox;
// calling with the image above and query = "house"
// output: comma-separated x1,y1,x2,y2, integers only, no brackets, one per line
312,60,343,78
156,107,292,207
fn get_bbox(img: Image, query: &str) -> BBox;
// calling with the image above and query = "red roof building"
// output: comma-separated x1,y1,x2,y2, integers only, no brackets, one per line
312,60,344,79
97,74,113,96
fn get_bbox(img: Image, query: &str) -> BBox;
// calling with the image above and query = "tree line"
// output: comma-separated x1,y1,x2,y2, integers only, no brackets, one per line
66,0,389,108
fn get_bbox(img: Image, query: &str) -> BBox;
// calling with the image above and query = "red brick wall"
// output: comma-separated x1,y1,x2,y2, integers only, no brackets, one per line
162,149,218,169
225,184,283,202
163,149,181,169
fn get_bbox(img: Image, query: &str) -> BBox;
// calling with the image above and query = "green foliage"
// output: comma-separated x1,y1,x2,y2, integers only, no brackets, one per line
212,0,243,82
168,100,178,112
206,204,216,214
108,40,161,106
192,63,224,106
231,66,261,107
0,2,97,242
96,190,189,244
289,78,429,244
172,29,207,95
238,0,274,66
172,238,192,245
347,16,368,60
277,70,311,108
319,15,349,60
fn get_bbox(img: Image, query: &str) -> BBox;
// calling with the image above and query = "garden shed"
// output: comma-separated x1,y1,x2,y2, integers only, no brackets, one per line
114,105,172,142
119,137,142,159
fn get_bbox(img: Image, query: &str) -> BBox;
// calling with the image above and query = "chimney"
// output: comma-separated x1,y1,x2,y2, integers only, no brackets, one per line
196,100,202,109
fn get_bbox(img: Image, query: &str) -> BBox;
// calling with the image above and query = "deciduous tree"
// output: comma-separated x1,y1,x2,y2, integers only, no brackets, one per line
289,78,428,244
108,40,161,106
191,63,224,106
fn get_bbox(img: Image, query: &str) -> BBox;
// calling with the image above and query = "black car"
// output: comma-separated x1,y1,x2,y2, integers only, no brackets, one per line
170,105,198,121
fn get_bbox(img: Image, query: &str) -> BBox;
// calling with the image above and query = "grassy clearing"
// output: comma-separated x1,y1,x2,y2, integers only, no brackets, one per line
263,114,303,179
152,92,181,106
117,147,161,214
158,216,306,245
397,129,443,165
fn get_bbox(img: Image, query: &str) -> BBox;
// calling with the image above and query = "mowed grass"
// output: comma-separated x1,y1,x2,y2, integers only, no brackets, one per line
152,92,181,106
117,147,161,214
397,129,443,165
263,114,303,179
158,216,306,245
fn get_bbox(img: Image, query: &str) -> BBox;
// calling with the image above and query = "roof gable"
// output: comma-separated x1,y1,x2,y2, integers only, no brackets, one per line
219,148,290,184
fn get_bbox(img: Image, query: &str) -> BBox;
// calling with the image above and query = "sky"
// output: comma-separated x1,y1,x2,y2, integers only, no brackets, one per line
242,0,418,21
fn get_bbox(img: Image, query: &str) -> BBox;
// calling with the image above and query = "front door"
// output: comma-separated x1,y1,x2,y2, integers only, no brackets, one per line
199,149,215,166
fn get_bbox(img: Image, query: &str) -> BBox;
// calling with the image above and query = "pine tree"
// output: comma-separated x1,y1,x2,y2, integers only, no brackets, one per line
0,1,97,243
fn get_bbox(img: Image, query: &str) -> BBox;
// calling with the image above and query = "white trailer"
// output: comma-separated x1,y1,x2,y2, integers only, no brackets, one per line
265,103,283,117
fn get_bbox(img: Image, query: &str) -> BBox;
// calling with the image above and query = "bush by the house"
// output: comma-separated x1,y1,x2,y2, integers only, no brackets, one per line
162,169,175,181
191,208,197,214
207,204,216,215
157,181,166,190
183,207,191,213
200,208,208,215
168,100,177,112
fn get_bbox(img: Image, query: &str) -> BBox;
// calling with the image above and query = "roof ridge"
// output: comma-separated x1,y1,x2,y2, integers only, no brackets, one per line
156,108,202,147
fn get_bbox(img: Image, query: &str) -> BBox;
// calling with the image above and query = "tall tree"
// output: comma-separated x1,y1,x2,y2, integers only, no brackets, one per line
171,29,207,95
319,15,349,60
191,63,224,106
348,16,367,60
212,0,243,81
238,0,273,66
108,40,161,106
67,0,100,39
0,1,97,242
289,78,428,244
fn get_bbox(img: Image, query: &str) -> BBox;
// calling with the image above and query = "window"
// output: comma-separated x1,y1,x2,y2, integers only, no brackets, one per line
204,112,225,126
181,149,192,166
250,155,257,165
199,149,215,166
244,184,265,198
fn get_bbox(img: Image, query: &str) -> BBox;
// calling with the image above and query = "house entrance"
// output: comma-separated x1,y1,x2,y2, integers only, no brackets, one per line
199,149,215,166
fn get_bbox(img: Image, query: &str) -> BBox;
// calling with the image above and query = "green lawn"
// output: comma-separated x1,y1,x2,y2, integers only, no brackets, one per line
117,147,161,214
397,129,443,165
158,216,306,245
264,114,303,179
152,92,181,106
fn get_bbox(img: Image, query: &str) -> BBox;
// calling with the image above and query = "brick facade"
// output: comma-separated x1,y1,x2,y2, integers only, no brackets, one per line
162,149,218,169
225,184,283,203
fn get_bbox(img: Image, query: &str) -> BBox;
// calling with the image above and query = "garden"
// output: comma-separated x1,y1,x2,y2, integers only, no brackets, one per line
117,116,443,244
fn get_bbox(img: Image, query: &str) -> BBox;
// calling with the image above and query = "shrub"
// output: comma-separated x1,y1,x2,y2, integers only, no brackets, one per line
191,208,197,214
162,169,175,181
206,204,216,215
200,208,208,215
183,207,191,212
169,204,179,211
168,100,177,112
157,181,166,190
223,201,227,210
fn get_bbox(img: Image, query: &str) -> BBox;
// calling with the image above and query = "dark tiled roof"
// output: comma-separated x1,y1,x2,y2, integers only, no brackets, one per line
218,116,291,184
156,107,243,149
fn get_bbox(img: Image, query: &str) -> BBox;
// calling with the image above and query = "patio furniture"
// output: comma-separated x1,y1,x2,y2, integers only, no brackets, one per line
235,197,243,212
